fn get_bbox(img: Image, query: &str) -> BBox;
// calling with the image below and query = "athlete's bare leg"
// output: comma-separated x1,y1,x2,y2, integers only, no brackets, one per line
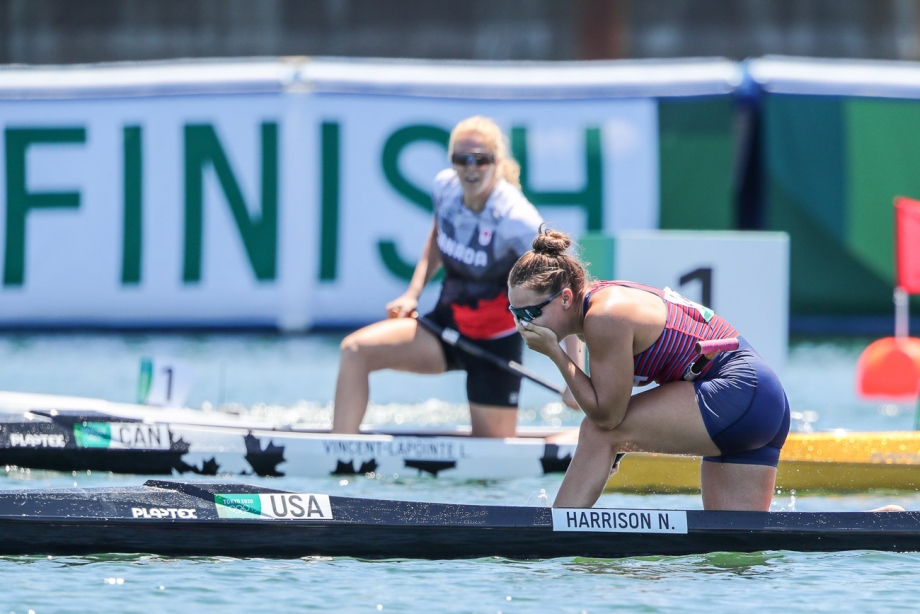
332,319,446,433
700,462,776,510
469,403,518,438
553,381,776,511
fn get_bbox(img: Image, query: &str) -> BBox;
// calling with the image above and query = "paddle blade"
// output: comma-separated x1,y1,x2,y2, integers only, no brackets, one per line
895,196,920,294
856,336,920,400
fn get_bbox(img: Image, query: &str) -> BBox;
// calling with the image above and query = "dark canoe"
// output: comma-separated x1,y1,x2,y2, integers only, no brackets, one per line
0,480,918,559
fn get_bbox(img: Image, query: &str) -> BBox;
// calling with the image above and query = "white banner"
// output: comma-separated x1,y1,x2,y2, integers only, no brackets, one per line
0,94,316,330
0,57,743,330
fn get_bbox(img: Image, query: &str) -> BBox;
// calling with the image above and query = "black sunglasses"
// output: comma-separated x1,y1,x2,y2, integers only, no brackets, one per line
508,286,569,323
451,152,495,167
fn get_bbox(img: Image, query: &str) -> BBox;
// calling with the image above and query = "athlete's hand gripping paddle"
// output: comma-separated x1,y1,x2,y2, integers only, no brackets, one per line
416,316,566,396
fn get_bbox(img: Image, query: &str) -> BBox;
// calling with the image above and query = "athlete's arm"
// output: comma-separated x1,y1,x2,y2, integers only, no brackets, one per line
563,335,585,369
386,221,443,318
560,335,585,409
523,301,636,429
575,306,638,429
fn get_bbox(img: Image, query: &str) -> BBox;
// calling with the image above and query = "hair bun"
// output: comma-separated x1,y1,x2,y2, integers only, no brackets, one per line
532,228,572,256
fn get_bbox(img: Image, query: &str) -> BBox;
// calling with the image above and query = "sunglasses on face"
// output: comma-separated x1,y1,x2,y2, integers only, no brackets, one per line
451,152,495,167
508,286,569,323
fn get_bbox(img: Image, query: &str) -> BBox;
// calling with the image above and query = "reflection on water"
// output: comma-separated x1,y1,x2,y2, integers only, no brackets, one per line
0,548,915,613
0,553,187,568
566,551,780,578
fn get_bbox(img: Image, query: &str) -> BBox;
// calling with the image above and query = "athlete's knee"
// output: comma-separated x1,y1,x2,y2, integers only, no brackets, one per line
339,332,371,368
579,417,627,448
580,406,626,432
591,415,625,431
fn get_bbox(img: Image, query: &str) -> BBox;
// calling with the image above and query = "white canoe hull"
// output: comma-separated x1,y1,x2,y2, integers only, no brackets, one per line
0,391,576,479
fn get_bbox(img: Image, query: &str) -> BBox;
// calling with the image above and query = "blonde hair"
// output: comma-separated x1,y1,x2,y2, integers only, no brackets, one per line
508,226,590,301
448,116,521,189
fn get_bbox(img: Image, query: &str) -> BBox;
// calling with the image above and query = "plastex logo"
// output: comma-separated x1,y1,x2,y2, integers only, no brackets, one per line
9,432,67,448
131,507,199,519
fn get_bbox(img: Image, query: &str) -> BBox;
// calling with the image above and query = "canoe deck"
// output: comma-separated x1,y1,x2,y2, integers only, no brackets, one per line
1,479,919,559
606,431,920,494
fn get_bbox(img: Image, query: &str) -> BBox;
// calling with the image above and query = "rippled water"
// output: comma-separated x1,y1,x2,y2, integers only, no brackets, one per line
5,547,918,614
0,332,917,613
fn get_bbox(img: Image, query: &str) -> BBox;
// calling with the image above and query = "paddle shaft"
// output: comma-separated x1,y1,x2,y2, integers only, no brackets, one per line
416,316,566,395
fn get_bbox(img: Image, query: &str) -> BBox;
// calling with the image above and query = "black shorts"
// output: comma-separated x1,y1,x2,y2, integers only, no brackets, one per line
422,308,523,408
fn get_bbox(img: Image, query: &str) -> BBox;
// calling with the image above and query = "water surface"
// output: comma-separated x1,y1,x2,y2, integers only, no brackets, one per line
0,332,916,613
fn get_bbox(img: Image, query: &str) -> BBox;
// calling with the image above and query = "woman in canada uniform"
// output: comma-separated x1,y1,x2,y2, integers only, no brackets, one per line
332,116,552,438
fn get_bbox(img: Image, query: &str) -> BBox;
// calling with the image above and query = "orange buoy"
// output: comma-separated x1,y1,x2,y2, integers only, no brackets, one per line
856,336,920,400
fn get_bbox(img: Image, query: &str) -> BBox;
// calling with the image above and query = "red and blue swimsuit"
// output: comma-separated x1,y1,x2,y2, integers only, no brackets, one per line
585,280,790,467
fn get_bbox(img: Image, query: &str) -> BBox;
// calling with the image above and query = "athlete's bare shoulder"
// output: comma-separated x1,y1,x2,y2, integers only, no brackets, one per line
584,284,667,352
585,284,643,318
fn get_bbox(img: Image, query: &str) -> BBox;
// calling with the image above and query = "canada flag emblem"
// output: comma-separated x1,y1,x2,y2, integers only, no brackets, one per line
478,227,493,246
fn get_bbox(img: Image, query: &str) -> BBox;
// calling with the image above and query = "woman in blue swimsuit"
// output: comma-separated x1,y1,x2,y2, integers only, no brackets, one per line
507,228,790,511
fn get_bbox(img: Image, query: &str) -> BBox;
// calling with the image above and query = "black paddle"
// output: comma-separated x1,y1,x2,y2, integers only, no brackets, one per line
415,323,738,471
416,316,565,395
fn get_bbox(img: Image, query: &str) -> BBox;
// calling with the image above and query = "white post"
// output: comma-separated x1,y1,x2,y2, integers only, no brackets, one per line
895,287,909,338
